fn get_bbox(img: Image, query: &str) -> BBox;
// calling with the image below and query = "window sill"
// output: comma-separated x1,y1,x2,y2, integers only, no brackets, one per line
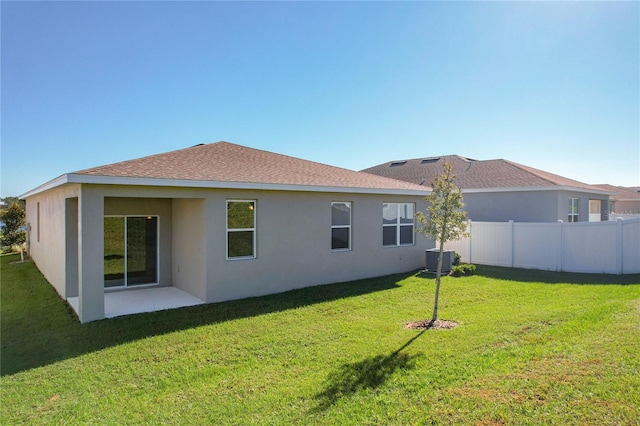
226,256,257,261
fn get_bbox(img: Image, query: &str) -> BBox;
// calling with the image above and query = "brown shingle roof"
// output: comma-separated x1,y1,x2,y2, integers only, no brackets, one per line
362,155,605,192
74,141,427,192
593,184,640,201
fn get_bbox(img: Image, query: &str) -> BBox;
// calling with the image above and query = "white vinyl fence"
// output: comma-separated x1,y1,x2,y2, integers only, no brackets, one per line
445,218,640,275
609,213,640,221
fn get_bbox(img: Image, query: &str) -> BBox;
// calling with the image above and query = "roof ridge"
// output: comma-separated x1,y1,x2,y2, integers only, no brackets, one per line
68,140,430,193
369,154,480,169
362,154,611,193
223,142,388,176
75,141,227,174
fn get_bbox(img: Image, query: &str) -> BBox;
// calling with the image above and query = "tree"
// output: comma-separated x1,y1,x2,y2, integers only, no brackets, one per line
416,162,469,325
0,202,27,261
1,196,25,210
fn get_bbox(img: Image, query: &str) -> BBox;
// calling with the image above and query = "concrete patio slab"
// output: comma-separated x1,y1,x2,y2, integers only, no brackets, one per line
67,287,204,319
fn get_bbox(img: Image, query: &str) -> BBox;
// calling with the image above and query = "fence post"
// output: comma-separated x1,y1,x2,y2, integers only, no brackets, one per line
616,218,623,274
468,220,472,264
557,220,563,272
509,220,515,268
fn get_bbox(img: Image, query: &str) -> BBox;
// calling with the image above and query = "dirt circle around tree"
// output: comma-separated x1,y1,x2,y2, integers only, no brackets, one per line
405,319,458,330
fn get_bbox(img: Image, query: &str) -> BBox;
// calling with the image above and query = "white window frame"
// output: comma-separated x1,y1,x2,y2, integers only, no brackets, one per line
331,201,352,251
383,203,415,247
226,200,257,260
568,198,579,223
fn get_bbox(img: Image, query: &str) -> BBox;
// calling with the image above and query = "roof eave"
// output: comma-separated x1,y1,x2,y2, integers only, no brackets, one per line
21,173,431,198
19,174,70,199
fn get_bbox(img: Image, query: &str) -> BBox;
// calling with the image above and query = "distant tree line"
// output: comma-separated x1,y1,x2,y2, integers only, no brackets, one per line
1,197,27,260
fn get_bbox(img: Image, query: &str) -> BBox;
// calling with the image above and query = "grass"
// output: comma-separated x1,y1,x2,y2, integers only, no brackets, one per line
1,254,639,425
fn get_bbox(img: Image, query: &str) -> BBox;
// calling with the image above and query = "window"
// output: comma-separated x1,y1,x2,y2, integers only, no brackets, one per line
227,200,256,259
331,202,351,251
383,203,415,246
568,198,579,223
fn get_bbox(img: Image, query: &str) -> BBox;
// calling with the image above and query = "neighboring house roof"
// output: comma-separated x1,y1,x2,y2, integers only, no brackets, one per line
22,142,430,198
362,155,611,194
593,184,640,202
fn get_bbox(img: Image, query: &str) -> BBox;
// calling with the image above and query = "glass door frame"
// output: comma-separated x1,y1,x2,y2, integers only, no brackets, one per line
104,215,160,290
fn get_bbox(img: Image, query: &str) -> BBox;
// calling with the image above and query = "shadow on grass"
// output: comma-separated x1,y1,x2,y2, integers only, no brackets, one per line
1,255,411,376
474,265,640,285
311,331,424,413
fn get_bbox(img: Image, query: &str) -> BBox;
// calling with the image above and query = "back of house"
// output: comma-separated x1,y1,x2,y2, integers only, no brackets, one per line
21,142,434,323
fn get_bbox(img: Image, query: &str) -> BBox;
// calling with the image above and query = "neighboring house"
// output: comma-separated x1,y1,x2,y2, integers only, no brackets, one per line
20,142,433,323
593,184,640,218
362,155,612,223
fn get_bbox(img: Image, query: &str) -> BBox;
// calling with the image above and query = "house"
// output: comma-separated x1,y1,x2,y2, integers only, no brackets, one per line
20,142,433,323
362,155,612,223
593,185,640,218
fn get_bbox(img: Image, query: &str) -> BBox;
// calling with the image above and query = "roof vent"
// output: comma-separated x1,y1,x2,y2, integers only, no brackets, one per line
421,158,439,164
191,143,205,147
390,161,407,167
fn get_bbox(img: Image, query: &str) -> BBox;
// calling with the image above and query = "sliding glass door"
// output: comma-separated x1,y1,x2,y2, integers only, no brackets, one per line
104,216,158,288
104,217,126,288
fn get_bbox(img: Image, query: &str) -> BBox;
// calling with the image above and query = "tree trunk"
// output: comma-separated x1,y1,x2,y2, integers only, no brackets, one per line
431,210,449,325
431,240,445,324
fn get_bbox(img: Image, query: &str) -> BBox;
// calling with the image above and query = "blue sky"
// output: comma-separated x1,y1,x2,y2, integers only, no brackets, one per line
2,1,638,197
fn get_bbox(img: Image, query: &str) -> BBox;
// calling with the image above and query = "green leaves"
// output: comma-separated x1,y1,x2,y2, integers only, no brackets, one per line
0,202,26,249
416,162,469,244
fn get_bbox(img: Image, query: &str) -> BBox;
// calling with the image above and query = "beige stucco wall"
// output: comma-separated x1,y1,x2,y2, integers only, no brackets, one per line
25,184,80,298
202,189,433,303
92,185,434,304
26,182,434,322
172,198,207,300
77,186,105,322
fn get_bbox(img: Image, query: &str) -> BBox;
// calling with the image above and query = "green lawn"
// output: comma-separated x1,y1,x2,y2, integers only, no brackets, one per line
1,254,639,425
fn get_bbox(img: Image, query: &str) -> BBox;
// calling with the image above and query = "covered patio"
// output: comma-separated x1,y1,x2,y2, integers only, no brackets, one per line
67,287,204,319
63,193,208,323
